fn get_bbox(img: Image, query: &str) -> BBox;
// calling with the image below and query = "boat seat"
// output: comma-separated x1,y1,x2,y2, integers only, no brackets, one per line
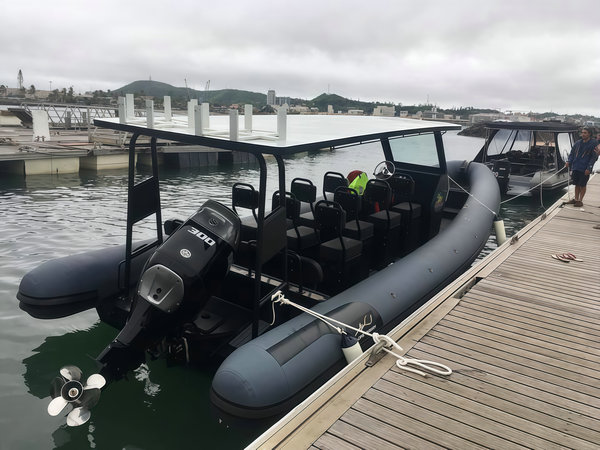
389,173,423,251
323,171,348,201
314,200,363,294
362,179,402,266
291,177,317,228
333,186,374,241
232,183,259,242
272,191,319,254
363,180,402,231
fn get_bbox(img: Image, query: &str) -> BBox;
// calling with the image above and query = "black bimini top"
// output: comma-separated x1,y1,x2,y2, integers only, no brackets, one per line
94,113,460,157
484,121,579,133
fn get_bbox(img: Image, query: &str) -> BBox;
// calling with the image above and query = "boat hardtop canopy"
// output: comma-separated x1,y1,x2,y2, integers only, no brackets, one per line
483,121,579,133
94,114,460,156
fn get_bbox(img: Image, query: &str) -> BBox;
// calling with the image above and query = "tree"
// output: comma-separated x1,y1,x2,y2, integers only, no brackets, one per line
48,89,59,102
0,85,6,96
28,85,36,95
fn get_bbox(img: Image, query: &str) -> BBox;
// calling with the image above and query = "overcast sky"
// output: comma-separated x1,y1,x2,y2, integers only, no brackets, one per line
2,0,599,116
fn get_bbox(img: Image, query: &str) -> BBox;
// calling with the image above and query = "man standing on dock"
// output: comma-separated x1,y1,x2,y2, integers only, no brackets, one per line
565,127,598,207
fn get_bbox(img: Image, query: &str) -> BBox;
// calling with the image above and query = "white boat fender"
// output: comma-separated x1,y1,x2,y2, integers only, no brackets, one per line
494,216,507,246
341,334,362,364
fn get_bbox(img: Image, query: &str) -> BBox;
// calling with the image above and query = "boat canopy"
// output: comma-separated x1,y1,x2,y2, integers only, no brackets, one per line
94,114,459,156
483,121,578,133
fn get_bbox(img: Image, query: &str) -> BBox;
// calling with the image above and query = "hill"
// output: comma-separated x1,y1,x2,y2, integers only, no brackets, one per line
115,80,267,107
307,93,393,115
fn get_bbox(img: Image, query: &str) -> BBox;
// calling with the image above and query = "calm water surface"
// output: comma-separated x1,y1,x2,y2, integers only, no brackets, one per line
0,132,564,449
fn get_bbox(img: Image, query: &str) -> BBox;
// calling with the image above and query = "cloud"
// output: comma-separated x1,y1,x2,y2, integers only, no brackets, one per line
1,0,598,115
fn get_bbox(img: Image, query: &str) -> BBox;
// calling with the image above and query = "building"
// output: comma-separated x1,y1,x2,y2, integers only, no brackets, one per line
372,105,395,117
267,90,276,106
276,96,290,106
289,105,311,114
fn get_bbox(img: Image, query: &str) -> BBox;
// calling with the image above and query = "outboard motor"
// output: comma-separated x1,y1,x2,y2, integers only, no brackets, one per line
96,200,240,380
492,159,510,195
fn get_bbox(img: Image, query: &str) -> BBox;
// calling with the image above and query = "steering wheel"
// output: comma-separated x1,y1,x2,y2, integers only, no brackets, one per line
373,160,396,180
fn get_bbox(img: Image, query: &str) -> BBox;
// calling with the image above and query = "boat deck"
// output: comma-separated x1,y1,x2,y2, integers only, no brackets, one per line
250,176,600,449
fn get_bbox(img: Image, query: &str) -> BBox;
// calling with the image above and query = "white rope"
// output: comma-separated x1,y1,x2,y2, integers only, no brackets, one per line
371,333,452,377
271,291,452,377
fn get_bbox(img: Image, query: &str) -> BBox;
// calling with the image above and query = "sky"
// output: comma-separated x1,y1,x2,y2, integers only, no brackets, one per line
2,0,599,116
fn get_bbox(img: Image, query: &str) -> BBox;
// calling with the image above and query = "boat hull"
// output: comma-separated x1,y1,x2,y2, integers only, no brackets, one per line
17,240,156,319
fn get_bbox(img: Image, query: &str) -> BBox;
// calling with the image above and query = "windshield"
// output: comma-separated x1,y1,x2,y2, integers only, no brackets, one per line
486,129,534,156
556,132,573,160
388,133,439,167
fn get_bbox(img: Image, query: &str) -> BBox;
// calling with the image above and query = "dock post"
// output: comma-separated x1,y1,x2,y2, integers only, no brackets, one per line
118,97,126,124
146,100,154,128
277,107,287,142
244,104,252,132
163,96,172,122
126,94,134,119
31,110,50,142
194,105,203,136
229,109,239,141
187,99,198,129
201,103,210,130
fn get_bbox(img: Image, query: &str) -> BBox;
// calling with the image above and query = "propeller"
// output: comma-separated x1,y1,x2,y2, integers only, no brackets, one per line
47,365,106,426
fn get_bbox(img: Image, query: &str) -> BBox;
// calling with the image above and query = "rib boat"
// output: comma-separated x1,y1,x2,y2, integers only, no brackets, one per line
472,121,578,196
17,103,500,425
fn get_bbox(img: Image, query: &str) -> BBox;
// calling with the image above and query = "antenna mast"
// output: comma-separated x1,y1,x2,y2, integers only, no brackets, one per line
184,78,190,101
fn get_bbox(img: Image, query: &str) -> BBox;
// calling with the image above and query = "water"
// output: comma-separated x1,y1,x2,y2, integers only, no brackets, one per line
0,131,565,449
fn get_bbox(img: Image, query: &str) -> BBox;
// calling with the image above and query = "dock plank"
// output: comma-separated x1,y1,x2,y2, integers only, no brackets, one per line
450,301,600,351
429,323,599,380
408,342,600,417
312,433,362,450
332,409,430,450
449,310,600,358
348,398,483,449
382,369,600,446
373,376,595,450
422,328,600,396
463,288,600,328
460,291,600,338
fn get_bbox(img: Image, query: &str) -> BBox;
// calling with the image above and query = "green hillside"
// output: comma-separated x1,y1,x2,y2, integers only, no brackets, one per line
307,93,390,115
115,80,267,107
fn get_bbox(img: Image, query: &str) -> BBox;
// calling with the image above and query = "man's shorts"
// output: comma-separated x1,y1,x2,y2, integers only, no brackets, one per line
571,170,590,187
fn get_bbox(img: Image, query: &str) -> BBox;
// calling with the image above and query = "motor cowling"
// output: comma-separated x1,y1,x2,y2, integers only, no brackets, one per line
97,200,240,380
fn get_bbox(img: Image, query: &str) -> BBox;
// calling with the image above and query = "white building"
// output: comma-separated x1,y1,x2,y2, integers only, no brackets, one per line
372,105,395,117
267,90,276,106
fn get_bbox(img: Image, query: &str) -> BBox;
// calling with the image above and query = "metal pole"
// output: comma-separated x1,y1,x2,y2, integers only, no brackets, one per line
252,153,268,339
124,133,140,294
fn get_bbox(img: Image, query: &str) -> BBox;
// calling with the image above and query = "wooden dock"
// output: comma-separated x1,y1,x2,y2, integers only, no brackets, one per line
250,176,600,449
